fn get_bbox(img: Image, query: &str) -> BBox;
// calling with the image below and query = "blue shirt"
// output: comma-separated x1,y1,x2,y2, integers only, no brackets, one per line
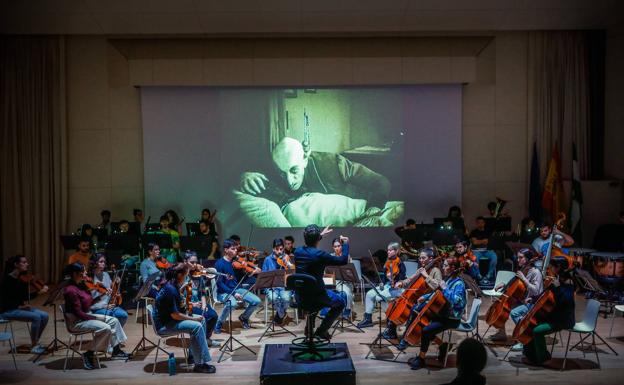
262,253,281,272
215,257,238,295
140,258,160,282
153,282,181,329
419,276,466,319
294,245,349,292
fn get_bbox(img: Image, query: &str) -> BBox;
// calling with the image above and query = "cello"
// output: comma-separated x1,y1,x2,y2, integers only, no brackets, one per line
386,256,442,325
403,290,449,346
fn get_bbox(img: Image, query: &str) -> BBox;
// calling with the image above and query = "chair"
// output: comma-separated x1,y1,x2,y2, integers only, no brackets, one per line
557,299,618,370
404,261,419,278
0,318,17,370
286,274,336,361
481,271,515,299
146,304,188,374
351,259,366,303
609,304,624,337
59,305,102,371
441,297,483,368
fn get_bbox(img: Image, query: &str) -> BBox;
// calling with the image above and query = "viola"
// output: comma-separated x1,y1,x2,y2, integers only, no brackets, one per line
19,272,46,292
403,290,448,346
232,256,261,275
156,257,172,270
110,277,123,306
386,257,442,325
184,282,193,314
276,253,295,270
84,277,108,295
384,257,401,284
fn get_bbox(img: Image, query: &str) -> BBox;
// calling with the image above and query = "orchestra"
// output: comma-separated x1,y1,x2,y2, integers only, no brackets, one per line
2,208,619,376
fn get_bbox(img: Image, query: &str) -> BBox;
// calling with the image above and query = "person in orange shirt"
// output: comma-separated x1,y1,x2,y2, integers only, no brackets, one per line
68,238,93,266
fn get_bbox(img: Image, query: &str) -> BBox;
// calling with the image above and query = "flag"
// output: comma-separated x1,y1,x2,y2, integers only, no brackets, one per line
542,145,564,221
569,142,583,244
528,141,542,221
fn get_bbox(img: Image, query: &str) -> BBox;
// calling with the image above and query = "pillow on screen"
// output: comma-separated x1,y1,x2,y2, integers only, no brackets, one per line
234,190,291,227
282,193,367,227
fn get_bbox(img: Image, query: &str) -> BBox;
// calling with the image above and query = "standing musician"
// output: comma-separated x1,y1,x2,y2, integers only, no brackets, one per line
68,237,93,266
88,254,128,326
383,248,442,340
183,252,220,347
153,263,216,374
357,242,406,328
532,222,574,256
488,248,543,350
0,255,49,354
262,239,294,324
63,263,129,370
198,220,220,259
139,243,163,297
400,257,467,370
521,257,575,366
293,224,349,340
330,237,354,319
214,239,261,333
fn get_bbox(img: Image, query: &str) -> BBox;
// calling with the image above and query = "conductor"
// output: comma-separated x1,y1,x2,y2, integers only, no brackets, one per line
294,224,349,340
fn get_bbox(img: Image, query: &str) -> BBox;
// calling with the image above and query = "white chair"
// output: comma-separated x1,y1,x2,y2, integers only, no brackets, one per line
558,299,617,370
441,297,483,368
404,261,419,278
351,259,366,303
609,304,624,338
59,305,102,371
481,271,515,299
146,304,189,374
0,318,17,370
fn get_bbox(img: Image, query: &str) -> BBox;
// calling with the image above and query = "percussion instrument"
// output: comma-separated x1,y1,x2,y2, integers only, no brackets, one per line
591,252,624,282
568,248,596,272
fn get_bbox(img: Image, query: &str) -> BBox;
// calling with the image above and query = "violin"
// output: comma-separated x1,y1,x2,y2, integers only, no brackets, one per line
19,272,46,293
190,267,231,280
109,276,123,306
156,257,172,270
386,257,442,326
84,277,108,295
232,255,261,275
384,257,401,285
183,281,193,314
237,246,261,262
276,253,295,269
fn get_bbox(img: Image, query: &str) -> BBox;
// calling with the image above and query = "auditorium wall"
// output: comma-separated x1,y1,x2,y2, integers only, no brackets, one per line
65,33,619,245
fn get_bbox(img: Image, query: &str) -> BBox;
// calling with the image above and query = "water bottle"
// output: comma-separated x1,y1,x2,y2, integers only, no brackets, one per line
167,353,176,376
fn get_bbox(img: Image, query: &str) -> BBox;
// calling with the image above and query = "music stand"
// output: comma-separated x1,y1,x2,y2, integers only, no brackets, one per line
325,264,364,335
431,228,461,246
217,272,257,363
360,274,405,362
256,270,296,342
33,280,70,362
144,223,161,232
185,222,201,236
60,235,80,250
105,234,140,266
130,274,160,355
180,235,214,260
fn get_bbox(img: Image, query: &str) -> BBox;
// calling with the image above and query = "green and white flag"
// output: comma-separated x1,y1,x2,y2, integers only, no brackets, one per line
569,143,583,244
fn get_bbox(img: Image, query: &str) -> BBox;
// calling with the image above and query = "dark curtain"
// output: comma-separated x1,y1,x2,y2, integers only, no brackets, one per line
0,37,68,282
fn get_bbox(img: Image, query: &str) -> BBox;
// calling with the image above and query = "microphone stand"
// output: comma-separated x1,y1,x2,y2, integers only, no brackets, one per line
217,272,257,363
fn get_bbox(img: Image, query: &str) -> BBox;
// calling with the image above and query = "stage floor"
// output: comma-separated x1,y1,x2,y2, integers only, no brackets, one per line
1,292,624,384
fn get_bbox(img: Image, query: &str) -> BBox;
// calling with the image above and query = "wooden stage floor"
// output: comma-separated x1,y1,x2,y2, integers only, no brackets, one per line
2,293,624,384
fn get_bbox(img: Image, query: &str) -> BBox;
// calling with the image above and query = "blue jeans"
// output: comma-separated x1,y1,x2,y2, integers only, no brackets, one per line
473,250,497,280
319,290,347,318
217,289,261,324
510,303,532,324
158,319,211,364
315,289,345,334
191,306,218,339
265,288,292,318
93,307,129,327
2,308,49,345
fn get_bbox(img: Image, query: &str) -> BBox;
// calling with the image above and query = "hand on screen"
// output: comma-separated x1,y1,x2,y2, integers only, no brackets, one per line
240,172,269,195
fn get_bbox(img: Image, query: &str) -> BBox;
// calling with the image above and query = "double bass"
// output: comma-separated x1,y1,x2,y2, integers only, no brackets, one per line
385,257,442,325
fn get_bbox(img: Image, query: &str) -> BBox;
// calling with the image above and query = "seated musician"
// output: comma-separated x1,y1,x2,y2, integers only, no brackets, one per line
357,242,406,328
68,237,93,266
400,257,467,370
531,222,574,255
63,263,129,370
469,216,498,285
294,225,349,340
153,263,216,374
88,254,129,326
522,256,575,366
330,237,354,319
261,238,294,324
214,239,261,333
284,235,295,258
139,243,163,297
0,255,49,354
454,238,481,282
383,248,442,340
488,248,543,349
184,251,219,346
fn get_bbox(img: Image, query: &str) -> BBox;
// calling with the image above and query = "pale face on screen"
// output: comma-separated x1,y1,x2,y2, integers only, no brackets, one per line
272,137,308,191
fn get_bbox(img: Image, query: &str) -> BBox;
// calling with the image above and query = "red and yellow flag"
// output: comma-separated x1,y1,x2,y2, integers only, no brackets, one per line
542,146,564,220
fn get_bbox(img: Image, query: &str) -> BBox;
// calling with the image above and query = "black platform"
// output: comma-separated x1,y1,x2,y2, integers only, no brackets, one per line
260,343,356,385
